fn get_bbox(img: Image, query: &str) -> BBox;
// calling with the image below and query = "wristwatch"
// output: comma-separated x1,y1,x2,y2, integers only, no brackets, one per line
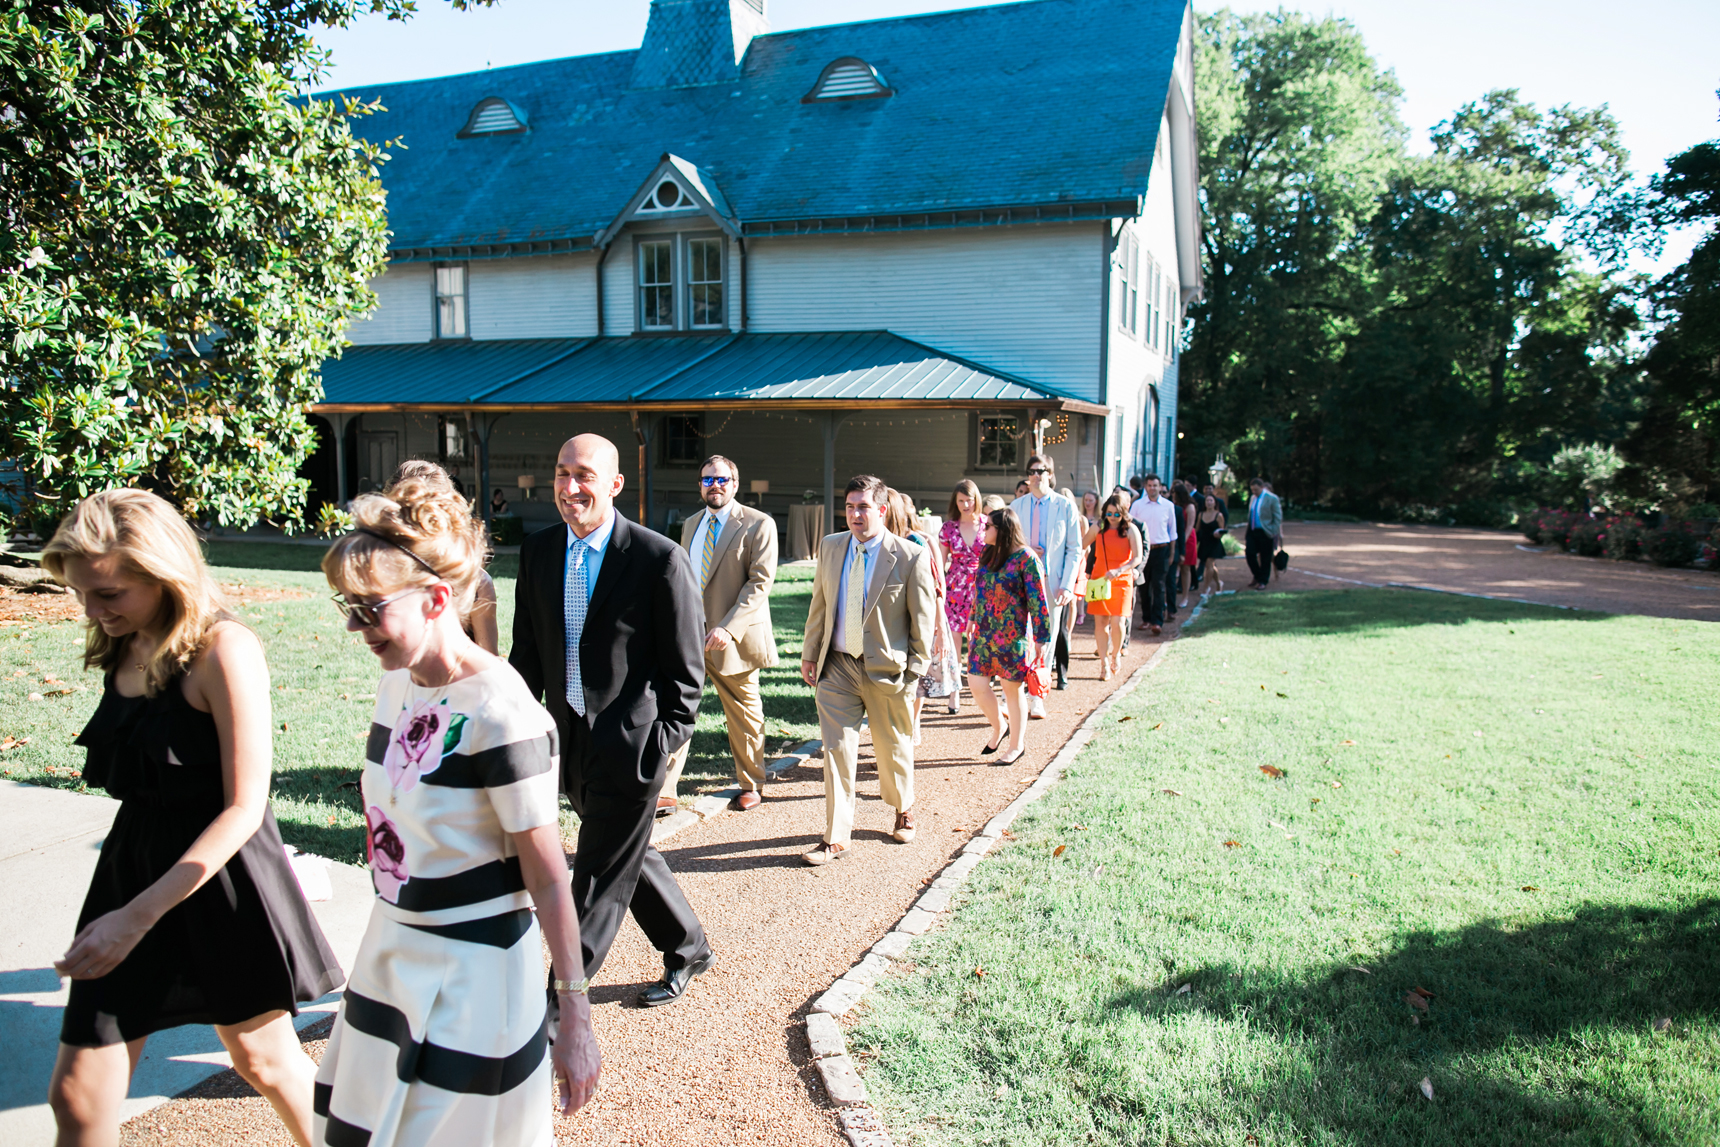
553,977,592,995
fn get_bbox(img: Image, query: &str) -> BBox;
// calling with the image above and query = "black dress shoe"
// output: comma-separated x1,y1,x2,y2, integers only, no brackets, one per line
637,949,716,1008
1054,671,1067,690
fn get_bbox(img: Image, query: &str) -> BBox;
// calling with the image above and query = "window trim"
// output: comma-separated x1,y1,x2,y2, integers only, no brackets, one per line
659,413,704,468
634,232,728,334
637,238,676,332
433,262,469,341
970,411,1023,473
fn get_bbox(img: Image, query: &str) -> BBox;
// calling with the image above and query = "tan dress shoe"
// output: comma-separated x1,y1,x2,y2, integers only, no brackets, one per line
655,796,677,818
735,790,762,811
802,842,847,866
892,810,916,843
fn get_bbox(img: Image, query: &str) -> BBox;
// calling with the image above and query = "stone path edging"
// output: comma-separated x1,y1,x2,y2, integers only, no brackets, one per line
800,642,1175,1146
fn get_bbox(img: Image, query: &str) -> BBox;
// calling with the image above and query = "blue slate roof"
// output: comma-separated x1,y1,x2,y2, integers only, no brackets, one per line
319,0,1187,253
316,331,1102,410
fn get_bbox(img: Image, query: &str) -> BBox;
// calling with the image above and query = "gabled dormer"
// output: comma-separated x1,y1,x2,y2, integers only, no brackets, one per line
597,154,740,248
599,155,740,333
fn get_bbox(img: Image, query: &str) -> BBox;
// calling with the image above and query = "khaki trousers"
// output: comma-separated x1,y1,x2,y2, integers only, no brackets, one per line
816,651,914,848
663,661,768,797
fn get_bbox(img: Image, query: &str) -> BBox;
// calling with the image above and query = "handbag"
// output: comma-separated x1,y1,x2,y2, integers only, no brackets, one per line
1024,652,1051,699
1085,578,1112,603
1274,549,1290,571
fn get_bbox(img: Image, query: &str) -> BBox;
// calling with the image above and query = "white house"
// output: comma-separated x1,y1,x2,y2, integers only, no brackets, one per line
311,0,1202,538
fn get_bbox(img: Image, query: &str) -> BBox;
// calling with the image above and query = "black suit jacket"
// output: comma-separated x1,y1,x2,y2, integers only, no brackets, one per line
510,513,705,795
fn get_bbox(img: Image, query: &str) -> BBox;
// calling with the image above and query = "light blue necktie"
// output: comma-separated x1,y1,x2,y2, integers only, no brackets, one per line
564,542,588,717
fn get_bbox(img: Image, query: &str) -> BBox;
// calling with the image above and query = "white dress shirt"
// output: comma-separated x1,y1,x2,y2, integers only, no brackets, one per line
689,501,734,571
830,532,883,656
1132,495,1177,546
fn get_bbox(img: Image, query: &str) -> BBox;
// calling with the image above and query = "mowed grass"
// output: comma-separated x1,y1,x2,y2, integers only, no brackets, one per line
0,541,820,864
850,589,1720,1146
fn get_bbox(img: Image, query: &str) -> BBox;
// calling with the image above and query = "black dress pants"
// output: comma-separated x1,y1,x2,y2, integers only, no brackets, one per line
1051,600,1073,680
559,714,707,977
1245,527,1277,587
1142,544,1171,625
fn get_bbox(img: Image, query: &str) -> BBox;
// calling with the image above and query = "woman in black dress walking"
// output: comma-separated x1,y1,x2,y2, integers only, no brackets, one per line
42,490,341,1147
1194,493,1229,601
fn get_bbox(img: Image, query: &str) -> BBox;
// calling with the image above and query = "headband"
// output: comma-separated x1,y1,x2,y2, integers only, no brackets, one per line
355,528,443,580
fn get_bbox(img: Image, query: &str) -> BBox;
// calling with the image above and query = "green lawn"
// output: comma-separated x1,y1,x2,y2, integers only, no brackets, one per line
0,542,818,863
850,589,1720,1146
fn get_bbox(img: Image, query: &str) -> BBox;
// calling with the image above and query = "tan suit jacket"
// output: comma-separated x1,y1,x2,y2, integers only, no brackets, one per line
679,502,779,677
802,530,936,689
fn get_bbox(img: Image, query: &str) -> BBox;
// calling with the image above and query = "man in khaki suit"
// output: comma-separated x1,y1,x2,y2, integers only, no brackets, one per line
662,454,779,812
799,474,937,865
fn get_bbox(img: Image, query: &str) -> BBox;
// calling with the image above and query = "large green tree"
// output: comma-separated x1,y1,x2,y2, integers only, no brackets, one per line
0,1,464,533
1184,10,1647,517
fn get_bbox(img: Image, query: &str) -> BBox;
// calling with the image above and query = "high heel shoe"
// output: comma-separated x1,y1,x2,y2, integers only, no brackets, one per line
998,746,1026,765
1101,662,1113,681
980,722,1009,755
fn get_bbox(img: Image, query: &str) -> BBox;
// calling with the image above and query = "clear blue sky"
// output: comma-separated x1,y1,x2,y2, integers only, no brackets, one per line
312,0,1720,272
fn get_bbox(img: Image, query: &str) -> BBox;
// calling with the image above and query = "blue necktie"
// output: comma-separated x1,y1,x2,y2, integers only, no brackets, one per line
565,543,588,716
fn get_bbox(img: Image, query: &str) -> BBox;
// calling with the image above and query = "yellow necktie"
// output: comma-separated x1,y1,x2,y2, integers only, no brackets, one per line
844,542,866,654
700,514,718,589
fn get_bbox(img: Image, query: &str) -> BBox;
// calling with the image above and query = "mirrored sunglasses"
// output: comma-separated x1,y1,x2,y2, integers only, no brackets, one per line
699,476,733,488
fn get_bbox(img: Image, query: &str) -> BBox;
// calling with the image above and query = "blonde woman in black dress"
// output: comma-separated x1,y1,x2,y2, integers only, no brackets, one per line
43,490,342,1146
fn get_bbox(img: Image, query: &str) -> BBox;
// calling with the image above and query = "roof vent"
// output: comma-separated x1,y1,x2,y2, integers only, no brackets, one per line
458,97,527,138
637,178,692,213
803,58,893,103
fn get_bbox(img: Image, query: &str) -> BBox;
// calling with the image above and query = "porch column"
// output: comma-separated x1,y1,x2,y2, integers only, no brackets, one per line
473,413,505,525
329,413,352,506
821,412,847,535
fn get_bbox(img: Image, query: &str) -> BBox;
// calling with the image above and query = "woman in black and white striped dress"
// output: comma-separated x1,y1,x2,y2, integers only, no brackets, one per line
316,475,600,1145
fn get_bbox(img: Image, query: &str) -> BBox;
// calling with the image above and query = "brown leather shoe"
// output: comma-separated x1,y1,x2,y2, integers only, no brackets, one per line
655,796,677,818
1149,624,1163,636
735,790,762,811
892,810,916,843
802,842,847,866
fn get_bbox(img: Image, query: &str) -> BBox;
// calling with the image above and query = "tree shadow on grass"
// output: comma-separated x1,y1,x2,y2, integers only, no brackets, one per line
1107,899,1720,1143
1183,586,1608,639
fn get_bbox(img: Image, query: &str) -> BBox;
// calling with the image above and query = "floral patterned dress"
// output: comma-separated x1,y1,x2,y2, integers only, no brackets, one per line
939,517,986,634
967,548,1053,682
316,663,560,1147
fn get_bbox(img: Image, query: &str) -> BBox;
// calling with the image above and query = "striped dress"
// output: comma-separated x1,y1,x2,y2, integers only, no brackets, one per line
314,663,561,1147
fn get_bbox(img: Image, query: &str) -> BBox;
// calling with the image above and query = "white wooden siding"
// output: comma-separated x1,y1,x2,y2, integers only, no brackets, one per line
601,235,635,336
745,224,1103,400
468,253,596,340
346,263,432,345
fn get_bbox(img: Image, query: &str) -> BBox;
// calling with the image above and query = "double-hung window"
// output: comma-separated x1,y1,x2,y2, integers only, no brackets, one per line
435,264,468,339
636,234,727,332
1118,234,1140,337
975,414,1021,470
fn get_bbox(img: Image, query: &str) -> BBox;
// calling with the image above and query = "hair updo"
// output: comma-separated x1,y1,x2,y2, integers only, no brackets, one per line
321,462,487,620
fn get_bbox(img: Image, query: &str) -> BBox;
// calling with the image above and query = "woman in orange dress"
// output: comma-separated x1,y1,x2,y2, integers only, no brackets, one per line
1082,491,1141,679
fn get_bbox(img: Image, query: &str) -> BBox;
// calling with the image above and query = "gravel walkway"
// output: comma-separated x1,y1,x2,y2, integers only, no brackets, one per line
1252,521,1719,620
119,618,1171,1147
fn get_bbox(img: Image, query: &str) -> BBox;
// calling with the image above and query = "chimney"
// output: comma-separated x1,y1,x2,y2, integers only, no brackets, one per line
630,0,769,89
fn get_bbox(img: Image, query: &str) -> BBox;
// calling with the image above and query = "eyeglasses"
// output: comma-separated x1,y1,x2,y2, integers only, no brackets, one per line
699,476,732,488
331,587,425,628
1026,468,1050,476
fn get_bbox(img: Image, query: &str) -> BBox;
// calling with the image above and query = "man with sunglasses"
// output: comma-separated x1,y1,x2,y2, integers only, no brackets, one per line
510,434,713,1008
661,455,779,814
1009,454,1083,712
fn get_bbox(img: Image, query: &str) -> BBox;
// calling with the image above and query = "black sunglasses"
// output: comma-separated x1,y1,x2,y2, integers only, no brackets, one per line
699,476,733,488
331,587,425,628
1026,467,1050,476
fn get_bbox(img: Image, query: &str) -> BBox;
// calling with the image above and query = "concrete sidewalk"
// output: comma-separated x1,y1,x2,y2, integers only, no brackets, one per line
0,780,374,1145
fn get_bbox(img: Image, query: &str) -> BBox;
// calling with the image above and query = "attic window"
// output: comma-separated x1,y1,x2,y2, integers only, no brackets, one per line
803,58,893,103
637,178,691,213
458,97,527,138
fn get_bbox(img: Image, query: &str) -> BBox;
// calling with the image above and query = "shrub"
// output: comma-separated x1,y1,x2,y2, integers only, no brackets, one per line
1707,523,1720,569
1535,508,1582,550
1453,499,1515,529
1568,519,1605,557
490,514,524,547
1521,515,1542,543
1642,522,1704,568
1602,516,1646,561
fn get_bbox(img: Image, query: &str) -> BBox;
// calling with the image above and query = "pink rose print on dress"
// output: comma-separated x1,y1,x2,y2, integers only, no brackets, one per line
366,805,409,903
383,699,450,793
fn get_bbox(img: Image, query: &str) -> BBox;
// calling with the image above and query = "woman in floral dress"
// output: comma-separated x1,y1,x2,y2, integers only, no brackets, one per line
938,480,987,715
317,474,601,1145
966,507,1051,765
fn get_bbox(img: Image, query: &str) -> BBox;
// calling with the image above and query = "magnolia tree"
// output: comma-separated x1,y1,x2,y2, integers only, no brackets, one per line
0,1,477,533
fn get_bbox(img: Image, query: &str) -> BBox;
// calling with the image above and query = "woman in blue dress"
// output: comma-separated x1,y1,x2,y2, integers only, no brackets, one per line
965,508,1051,765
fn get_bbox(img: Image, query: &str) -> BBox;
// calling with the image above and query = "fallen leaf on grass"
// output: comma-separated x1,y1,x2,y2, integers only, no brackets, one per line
1655,1017,1672,1033
1419,1077,1434,1101
1347,966,1371,975
0,736,29,751
1412,986,1435,1000
1173,982,1191,996
1117,715,1134,722
1330,780,1343,789
1160,788,1183,796
1276,692,1288,698
1259,765,1284,779
1073,824,1088,830
42,687,79,697
1340,739,1358,746
973,966,987,979
1521,885,1539,892
1092,865,1104,878
1310,797,1321,804
1222,840,1242,849
1405,991,1429,1013
994,1084,1009,1099
326,815,337,826
1150,722,1163,730
1052,845,1066,857
1268,820,1289,831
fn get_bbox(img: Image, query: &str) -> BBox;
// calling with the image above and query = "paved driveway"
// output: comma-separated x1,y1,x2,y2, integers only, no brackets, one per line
1240,521,1720,621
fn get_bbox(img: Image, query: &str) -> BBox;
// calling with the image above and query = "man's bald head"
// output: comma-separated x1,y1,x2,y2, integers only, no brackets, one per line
554,433,626,537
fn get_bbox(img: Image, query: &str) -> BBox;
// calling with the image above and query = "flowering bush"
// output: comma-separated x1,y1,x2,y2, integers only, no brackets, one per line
1532,509,1583,550
1602,516,1646,561
1568,519,1606,556
1642,522,1705,568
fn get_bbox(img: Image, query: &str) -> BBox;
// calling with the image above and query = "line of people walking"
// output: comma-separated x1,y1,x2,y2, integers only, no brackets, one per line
38,442,1285,1147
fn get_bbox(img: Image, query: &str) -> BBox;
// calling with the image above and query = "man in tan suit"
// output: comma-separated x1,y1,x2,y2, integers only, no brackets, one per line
662,454,779,812
799,474,937,865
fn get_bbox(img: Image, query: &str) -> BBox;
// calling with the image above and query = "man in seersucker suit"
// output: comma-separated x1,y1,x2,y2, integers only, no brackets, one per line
799,474,937,866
